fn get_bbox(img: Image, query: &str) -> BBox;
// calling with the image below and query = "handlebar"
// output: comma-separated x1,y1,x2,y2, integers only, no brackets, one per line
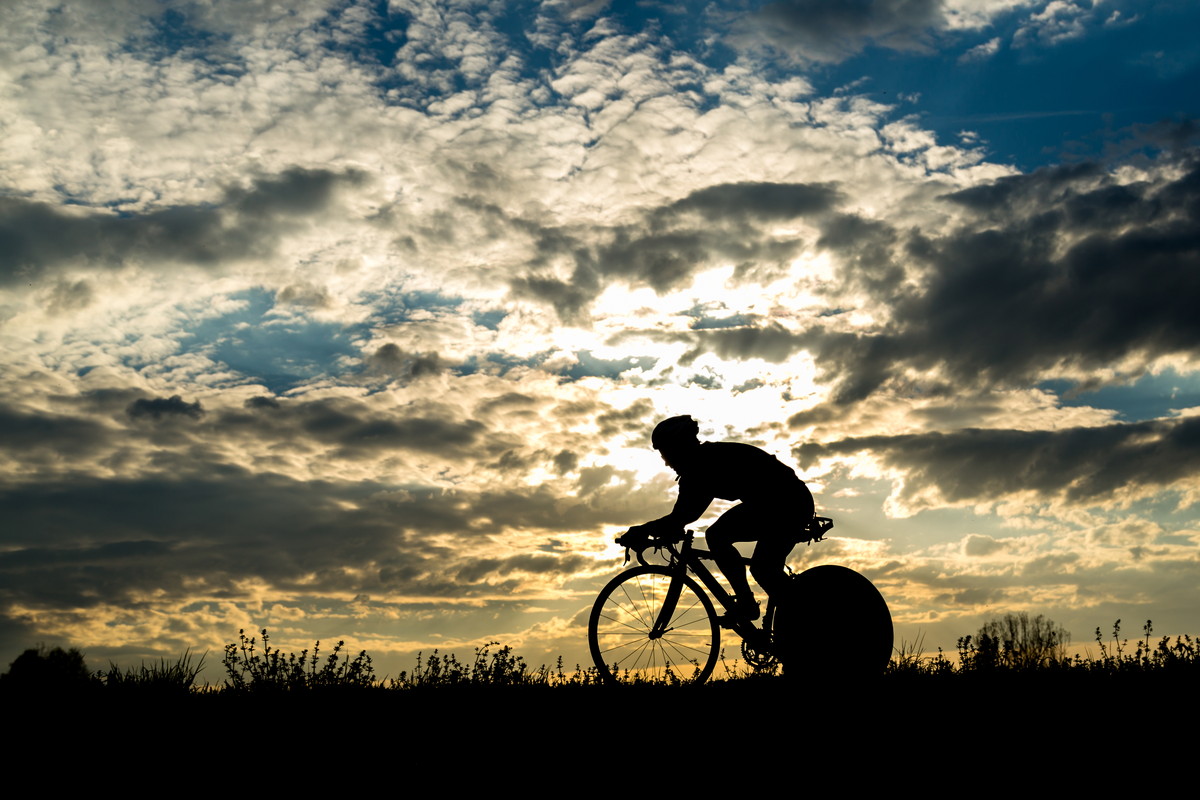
615,517,834,565
615,528,688,566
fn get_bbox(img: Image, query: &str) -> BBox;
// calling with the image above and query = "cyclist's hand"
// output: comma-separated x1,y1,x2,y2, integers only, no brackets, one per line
616,525,650,550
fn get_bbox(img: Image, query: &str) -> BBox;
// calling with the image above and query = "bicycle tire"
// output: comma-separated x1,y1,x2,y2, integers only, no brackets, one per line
588,566,720,685
772,565,892,681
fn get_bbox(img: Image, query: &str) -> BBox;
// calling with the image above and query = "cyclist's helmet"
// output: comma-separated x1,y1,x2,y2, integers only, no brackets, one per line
651,415,700,451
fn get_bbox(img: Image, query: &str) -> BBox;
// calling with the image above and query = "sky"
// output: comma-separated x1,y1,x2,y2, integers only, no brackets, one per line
2,0,1198,678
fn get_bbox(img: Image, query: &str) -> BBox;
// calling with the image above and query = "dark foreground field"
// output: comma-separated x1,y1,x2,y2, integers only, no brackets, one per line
6,623,1197,775
7,670,1194,771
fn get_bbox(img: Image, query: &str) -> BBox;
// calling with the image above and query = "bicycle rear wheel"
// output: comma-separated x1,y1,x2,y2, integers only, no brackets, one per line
588,566,720,685
772,565,892,681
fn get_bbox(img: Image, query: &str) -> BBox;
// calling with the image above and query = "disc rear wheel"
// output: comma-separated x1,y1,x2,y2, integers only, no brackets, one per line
772,565,892,681
588,566,720,685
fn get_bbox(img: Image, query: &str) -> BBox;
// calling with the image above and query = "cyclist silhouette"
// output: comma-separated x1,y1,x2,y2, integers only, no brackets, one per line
625,415,815,621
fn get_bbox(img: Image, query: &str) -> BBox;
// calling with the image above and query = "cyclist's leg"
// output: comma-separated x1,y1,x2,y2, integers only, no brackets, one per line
704,504,758,612
748,483,814,600
750,537,793,599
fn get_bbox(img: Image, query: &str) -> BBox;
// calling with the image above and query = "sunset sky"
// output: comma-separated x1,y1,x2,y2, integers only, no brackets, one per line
2,0,1198,677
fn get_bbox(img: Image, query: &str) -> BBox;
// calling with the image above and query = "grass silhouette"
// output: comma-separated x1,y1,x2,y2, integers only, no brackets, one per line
4,618,1198,697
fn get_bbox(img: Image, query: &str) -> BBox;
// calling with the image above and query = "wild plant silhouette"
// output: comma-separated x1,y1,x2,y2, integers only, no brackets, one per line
3,617,1197,697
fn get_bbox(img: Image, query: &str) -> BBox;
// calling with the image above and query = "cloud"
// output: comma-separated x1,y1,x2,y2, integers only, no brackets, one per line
0,464,664,619
0,168,366,286
796,415,1200,510
602,151,1200,405
367,344,445,380
0,407,113,466
2,0,1197,674
734,0,946,63
963,533,1007,556
512,181,842,319
656,181,843,223
912,153,1199,374
687,322,810,364
127,395,205,421
1013,0,1092,47
782,148,1200,404
958,35,1001,62
222,395,491,460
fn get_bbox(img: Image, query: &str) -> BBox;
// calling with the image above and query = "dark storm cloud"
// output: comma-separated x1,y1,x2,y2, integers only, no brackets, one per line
693,322,810,363
0,167,365,285
367,343,445,379
474,392,538,416
0,407,112,460
795,415,1200,504
1,390,499,484
656,182,843,224
0,473,440,608
606,320,817,384
739,0,944,63
510,273,599,322
817,213,906,297
889,154,1200,388
602,181,841,290
127,395,205,421
44,278,94,314
453,553,593,583
794,149,1200,404
512,181,841,319
552,449,579,474
596,398,655,437
227,396,486,459
0,466,662,614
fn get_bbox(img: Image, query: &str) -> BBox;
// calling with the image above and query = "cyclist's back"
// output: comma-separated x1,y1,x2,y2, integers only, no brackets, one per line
675,441,804,505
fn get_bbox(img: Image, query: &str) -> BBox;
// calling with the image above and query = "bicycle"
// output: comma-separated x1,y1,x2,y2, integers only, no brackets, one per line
587,517,892,685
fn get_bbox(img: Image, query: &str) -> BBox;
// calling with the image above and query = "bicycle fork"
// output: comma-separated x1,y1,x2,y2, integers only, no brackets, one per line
649,564,688,639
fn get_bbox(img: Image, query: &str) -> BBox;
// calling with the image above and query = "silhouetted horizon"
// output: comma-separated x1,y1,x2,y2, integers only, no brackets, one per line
2,0,1199,677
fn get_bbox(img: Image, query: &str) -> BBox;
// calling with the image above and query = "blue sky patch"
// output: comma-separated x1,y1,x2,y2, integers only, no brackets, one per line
356,287,465,328
691,313,755,330
817,2,1200,170
564,350,657,380
135,7,233,63
1041,369,1200,422
472,309,507,330
178,288,360,393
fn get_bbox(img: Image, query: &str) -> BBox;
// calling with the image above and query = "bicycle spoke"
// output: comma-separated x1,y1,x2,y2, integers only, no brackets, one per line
608,637,654,669
617,581,654,629
595,610,657,636
664,609,715,630
659,637,715,660
596,634,658,656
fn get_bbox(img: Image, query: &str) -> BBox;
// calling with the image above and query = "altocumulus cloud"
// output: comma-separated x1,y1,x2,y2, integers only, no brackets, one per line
1,0,1198,673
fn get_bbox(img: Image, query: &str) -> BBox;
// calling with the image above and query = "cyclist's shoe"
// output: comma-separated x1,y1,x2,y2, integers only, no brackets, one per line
718,597,760,625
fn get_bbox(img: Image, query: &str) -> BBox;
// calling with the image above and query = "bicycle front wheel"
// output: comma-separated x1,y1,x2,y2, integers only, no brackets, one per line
588,566,720,685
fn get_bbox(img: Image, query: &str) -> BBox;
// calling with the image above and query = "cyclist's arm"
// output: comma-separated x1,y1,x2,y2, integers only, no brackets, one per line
645,482,713,532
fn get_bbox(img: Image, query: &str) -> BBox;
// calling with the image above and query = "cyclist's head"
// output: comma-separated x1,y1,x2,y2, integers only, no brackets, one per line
652,415,700,454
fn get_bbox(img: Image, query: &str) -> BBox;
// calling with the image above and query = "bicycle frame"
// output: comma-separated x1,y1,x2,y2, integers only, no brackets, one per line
590,515,898,685
642,532,771,647
635,517,833,649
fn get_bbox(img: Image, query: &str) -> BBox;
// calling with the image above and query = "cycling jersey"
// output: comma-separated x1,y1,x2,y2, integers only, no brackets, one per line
654,441,809,530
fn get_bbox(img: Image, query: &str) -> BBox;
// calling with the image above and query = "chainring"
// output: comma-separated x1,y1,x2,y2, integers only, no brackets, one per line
741,636,778,671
